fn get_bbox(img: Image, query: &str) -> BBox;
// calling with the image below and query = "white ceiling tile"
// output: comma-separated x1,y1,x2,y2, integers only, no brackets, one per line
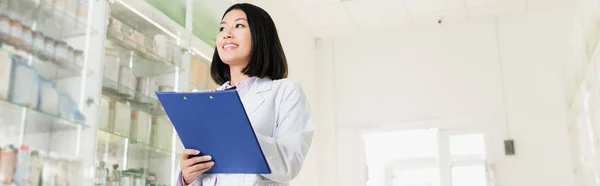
356,13,411,32
343,0,406,23
284,0,339,9
467,0,525,17
440,0,466,11
314,24,360,38
292,3,354,29
410,9,468,26
403,0,449,14
527,0,574,10
466,0,499,8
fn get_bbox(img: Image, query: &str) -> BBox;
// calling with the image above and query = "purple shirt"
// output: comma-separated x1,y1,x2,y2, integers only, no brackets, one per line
178,77,258,186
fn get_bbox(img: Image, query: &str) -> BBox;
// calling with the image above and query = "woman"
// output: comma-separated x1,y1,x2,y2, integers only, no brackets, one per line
176,3,315,186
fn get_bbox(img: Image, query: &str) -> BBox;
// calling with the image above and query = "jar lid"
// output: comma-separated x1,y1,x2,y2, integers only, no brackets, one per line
75,50,84,54
4,144,17,152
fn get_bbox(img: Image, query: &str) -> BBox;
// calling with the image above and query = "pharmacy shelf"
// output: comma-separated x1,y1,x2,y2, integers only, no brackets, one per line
101,78,166,116
0,98,89,132
0,0,95,39
1,44,92,80
107,0,189,42
97,128,178,160
106,29,183,77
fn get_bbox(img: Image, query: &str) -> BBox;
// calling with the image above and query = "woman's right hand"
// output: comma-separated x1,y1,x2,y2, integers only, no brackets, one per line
180,149,214,185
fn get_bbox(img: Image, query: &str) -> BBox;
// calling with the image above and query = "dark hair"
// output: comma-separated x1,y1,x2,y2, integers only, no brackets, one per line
210,3,288,85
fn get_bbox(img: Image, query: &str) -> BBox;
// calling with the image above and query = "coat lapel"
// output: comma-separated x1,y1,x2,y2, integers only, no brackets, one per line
241,77,272,117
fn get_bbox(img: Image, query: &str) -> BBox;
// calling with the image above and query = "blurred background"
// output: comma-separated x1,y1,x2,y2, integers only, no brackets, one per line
0,0,595,186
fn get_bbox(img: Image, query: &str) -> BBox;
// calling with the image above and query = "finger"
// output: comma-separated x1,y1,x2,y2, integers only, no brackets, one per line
187,161,215,173
186,166,210,179
188,165,212,175
183,155,212,168
181,149,200,160
191,155,212,164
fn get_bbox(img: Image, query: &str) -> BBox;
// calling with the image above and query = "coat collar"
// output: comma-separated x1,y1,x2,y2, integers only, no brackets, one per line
241,77,272,117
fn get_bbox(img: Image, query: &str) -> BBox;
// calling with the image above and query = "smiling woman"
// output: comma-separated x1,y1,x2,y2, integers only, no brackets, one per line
210,3,288,86
175,3,315,186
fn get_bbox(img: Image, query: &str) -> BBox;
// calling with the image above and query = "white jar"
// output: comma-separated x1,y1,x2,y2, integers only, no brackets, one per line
33,32,45,52
0,14,10,40
55,41,68,63
43,37,55,59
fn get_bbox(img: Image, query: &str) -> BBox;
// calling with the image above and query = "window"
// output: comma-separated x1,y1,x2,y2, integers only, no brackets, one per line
363,129,439,163
363,128,489,186
392,168,440,186
451,165,487,186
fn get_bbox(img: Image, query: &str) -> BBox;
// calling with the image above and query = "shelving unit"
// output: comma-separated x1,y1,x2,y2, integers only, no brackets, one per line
0,0,217,185
567,28,600,185
92,0,196,185
0,0,97,185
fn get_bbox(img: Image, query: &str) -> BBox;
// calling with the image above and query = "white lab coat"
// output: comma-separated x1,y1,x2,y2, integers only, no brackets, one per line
176,77,315,186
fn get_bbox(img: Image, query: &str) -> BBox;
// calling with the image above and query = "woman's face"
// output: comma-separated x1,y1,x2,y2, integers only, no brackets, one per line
217,9,252,67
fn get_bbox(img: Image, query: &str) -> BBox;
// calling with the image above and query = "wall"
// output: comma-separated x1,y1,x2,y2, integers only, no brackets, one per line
318,6,578,186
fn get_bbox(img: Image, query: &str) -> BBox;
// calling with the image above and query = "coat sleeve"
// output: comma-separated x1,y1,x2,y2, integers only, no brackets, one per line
257,81,316,183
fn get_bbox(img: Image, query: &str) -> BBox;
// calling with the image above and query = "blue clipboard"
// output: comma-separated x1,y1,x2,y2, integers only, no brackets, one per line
156,90,271,174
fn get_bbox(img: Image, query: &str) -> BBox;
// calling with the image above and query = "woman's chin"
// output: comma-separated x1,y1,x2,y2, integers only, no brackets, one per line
220,56,249,66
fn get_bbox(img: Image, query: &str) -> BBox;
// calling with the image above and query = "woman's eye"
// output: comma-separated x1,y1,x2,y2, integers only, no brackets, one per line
219,27,225,32
235,24,245,28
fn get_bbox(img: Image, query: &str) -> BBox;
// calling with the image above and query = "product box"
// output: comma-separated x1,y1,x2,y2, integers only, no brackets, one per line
98,96,111,132
152,116,172,151
111,101,131,137
118,66,135,98
131,110,150,143
103,51,120,84
10,57,39,109
0,50,12,100
38,79,59,116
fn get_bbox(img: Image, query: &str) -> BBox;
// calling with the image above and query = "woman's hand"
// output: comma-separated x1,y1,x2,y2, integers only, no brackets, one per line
180,149,214,185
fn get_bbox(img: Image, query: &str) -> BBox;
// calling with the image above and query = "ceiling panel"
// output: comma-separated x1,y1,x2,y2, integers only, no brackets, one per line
440,0,466,11
292,2,354,29
403,0,444,13
355,13,411,32
314,24,360,37
411,9,468,26
527,0,574,10
466,0,498,8
467,0,525,17
284,0,340,9
343,0,406,23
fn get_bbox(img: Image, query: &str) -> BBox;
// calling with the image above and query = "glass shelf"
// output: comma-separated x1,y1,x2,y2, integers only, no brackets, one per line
97,128,178,160
108,0,185,42
0,0,95,39
0,98,89,132
106,36,181,77
1,44,92,80
101,78,166,116
106,18,183,73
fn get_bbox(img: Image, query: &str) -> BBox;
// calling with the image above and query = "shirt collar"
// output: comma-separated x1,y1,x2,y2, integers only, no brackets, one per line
220,76,258,90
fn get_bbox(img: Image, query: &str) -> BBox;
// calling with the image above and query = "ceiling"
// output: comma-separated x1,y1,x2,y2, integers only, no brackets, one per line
276,0,573,37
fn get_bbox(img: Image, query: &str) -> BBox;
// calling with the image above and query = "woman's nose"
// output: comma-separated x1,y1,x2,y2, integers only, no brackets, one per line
223,32,233,39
